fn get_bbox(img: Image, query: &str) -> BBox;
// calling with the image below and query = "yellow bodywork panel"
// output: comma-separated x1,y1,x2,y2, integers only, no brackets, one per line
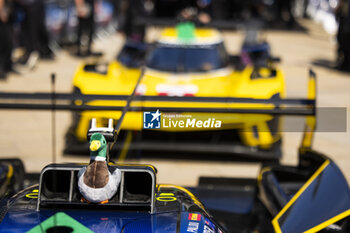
73,62,284,98
72,27,285,148
72,60,284,149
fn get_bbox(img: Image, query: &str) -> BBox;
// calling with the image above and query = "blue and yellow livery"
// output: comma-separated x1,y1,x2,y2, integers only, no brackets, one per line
0,148,349,232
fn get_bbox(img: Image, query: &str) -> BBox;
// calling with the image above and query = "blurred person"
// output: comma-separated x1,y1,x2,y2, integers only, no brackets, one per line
117,0,154,43
178,0,212,25
276,0,296,27
153,0,185,17
75,0,94,56
75,0,102,56
336,0,350,71
17,0,53,68
0,0,14,79
196,0,212,24
211,0,230,20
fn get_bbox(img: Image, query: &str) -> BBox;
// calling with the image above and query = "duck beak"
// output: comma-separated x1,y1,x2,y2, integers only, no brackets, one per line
90,140,101,151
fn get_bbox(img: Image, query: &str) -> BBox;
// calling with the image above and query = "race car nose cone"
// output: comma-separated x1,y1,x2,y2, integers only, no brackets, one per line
90,140,101,151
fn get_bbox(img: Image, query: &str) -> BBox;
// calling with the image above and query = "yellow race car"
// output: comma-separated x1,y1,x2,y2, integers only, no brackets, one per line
65,23,285,160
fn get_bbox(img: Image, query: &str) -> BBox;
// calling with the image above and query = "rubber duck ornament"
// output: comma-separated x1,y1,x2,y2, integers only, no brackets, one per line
78,118,121,204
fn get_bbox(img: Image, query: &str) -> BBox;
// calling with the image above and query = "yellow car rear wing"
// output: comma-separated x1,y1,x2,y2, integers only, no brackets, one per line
0,69,317,150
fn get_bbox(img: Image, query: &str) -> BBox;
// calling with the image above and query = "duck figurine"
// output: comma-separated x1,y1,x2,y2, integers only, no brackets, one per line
78,132,121,204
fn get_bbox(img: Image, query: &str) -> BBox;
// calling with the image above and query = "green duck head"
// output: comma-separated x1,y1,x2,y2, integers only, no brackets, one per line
89,133,107,162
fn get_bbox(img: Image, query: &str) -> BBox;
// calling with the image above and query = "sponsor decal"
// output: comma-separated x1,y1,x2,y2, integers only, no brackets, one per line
180,212,205,233
143,110,222,129
188,213,201,221
204,218,216,231
187,222,199,233
135,84,147,95
203,225,215,233
156,84,198,97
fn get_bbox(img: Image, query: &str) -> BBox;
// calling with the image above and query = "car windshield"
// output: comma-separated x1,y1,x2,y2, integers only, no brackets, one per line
146,43,229,73
117,43,147,68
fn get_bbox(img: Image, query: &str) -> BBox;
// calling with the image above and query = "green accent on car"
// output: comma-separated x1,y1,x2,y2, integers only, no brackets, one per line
26,212,94,233
176,22,196,42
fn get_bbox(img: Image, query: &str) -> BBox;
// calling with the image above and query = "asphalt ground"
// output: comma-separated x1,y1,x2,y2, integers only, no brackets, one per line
0,19,349,187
